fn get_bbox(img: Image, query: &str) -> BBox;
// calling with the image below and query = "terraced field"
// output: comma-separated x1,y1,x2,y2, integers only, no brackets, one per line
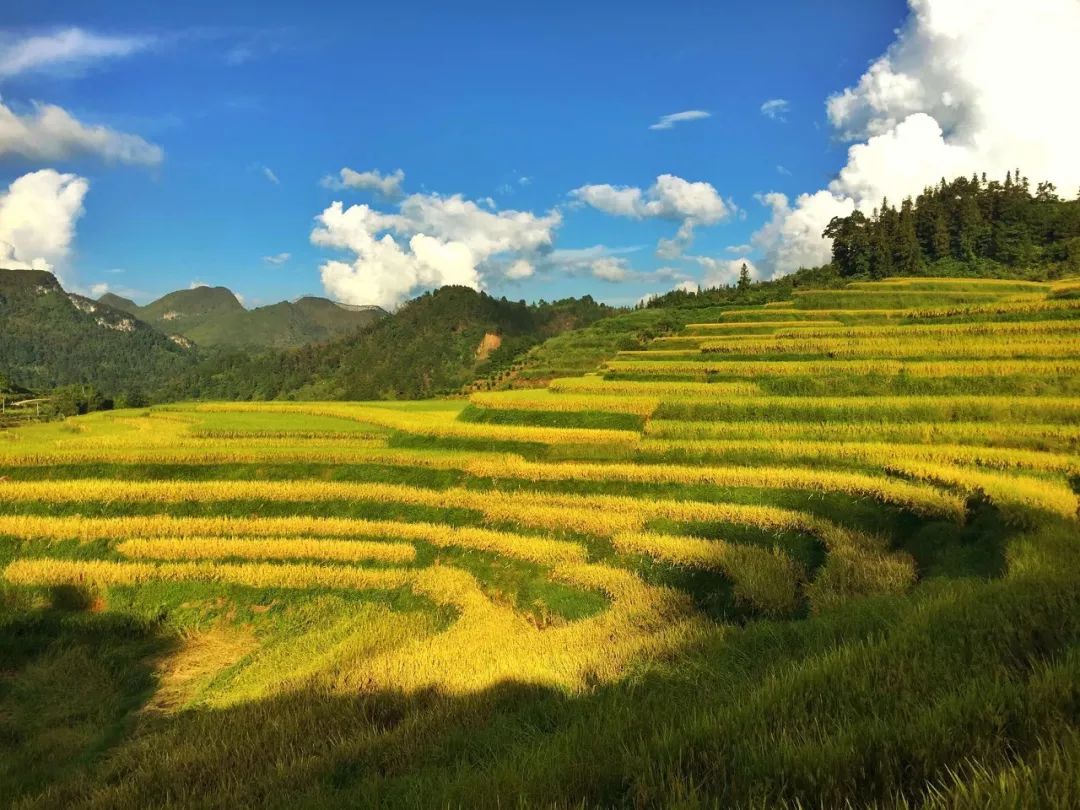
1,276,1078,808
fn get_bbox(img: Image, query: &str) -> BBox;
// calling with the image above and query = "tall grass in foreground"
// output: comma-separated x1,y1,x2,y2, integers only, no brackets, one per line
1,277,1078,809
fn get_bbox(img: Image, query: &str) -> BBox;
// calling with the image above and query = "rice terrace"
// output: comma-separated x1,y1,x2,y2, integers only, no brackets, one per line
3,1,1080,807
1,276,1078,807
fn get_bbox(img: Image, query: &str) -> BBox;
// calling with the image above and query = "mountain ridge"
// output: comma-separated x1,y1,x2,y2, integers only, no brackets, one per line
98,285,388,350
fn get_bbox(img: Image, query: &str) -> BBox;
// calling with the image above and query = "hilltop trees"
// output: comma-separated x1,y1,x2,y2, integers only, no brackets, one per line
825,171,1080,278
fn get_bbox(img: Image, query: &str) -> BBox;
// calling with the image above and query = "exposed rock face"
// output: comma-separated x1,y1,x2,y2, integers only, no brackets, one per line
476,332,502,360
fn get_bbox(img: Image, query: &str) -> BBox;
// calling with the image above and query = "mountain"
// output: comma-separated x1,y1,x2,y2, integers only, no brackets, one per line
97,292,140,314
107,286,387,350
0,269,196,399
179,286,614,400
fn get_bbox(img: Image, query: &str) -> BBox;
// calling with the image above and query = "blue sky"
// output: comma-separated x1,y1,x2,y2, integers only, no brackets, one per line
0,1,932,307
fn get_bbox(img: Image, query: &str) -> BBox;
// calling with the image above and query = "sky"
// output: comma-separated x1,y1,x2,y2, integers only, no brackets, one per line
0,0,1078,310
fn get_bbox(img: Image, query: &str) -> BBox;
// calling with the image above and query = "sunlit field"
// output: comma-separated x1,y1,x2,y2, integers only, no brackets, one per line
2,277,1078,808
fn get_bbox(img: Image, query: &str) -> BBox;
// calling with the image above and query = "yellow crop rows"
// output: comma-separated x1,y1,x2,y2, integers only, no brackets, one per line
2,275,1077,708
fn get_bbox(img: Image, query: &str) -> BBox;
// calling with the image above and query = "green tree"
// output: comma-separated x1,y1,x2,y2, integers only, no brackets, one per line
737,263,752,290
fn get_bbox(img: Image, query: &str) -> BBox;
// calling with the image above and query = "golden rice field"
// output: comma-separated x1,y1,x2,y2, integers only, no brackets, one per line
1,276,1078,808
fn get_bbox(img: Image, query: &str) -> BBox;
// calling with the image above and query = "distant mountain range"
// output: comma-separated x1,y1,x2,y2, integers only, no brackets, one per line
0,269,195,397
0,268,613,403
98,285,386,349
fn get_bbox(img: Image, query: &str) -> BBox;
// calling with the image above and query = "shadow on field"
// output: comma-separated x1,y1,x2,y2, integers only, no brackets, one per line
3,549,1078,810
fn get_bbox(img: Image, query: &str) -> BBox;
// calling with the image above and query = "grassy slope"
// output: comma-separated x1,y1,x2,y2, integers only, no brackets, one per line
0,269,196,396
0,276,1077,808
111,286,386,350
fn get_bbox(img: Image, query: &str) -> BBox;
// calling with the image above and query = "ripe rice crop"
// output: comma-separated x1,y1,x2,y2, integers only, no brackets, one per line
791,290,1044,310
0,513,587,565
848,278,1051,292
605,358,1080,380
884,461,1080,520
468,390,659,417
643,419,1080,452
698,336,1080,359
191,402,641,446
4,556,704,696
613,531,802,616
548,377,761,397
682,320,844,333
4,558,417,592
0,475,944,544
768,319,1080,341
653,395,1080,424
461,457,963,519
639,438,1080,475
116,537,418,564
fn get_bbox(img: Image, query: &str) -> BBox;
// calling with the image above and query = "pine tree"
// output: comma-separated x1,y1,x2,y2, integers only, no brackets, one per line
737,263,751,290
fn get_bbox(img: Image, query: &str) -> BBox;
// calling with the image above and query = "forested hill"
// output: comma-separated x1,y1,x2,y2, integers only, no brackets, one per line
824,171,1080,278
171,286,614,400
0,269,196,401
100,285,387,350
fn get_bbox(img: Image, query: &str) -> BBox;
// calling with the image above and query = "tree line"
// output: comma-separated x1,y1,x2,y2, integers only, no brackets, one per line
824,171,1080,278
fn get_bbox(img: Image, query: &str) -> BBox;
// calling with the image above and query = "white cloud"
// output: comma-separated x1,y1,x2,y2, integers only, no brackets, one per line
725,243,752,254
571,173,733,258
0,28,153,79
0,169,88,276
589,257,633,282
649,110,711,131
776,165,791,176
637,279,699,307
543,247,690,285
695,256,761,288
189,280,209,289
753,0,1080,277
0,100,163,166
311,192,560,309
261,165,279,185
89,282,109,297
263,252,291,265
322,167,405,199
760,99,789,121
674,279,700,293
506,258,534,279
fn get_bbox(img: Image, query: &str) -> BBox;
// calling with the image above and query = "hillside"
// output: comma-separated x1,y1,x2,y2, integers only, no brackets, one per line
105,286,387,350
181,286,615,400
0,276,1076,807
0,269,196,400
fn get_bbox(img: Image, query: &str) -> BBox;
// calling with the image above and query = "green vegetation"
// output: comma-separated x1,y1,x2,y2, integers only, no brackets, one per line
824,171,1080,278
109,286,387,350
0,275,1076,808
0,269,195,403
175,286,615,400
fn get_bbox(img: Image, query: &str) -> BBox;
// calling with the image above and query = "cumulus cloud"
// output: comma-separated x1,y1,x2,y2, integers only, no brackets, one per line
0,100,163,166
505,258,534,280
322,167,405,199
0,169,88,275
588,257,633,282
753,0,1080,277
311,192,561,309
571,174,733,258
760,99,789,121
263,252,290,265
694,256,761,288
0,27,153,79
543,245,690,285
649,110,711,131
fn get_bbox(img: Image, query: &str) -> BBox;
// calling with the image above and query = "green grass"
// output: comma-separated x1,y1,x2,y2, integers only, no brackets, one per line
1,277,1078,808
